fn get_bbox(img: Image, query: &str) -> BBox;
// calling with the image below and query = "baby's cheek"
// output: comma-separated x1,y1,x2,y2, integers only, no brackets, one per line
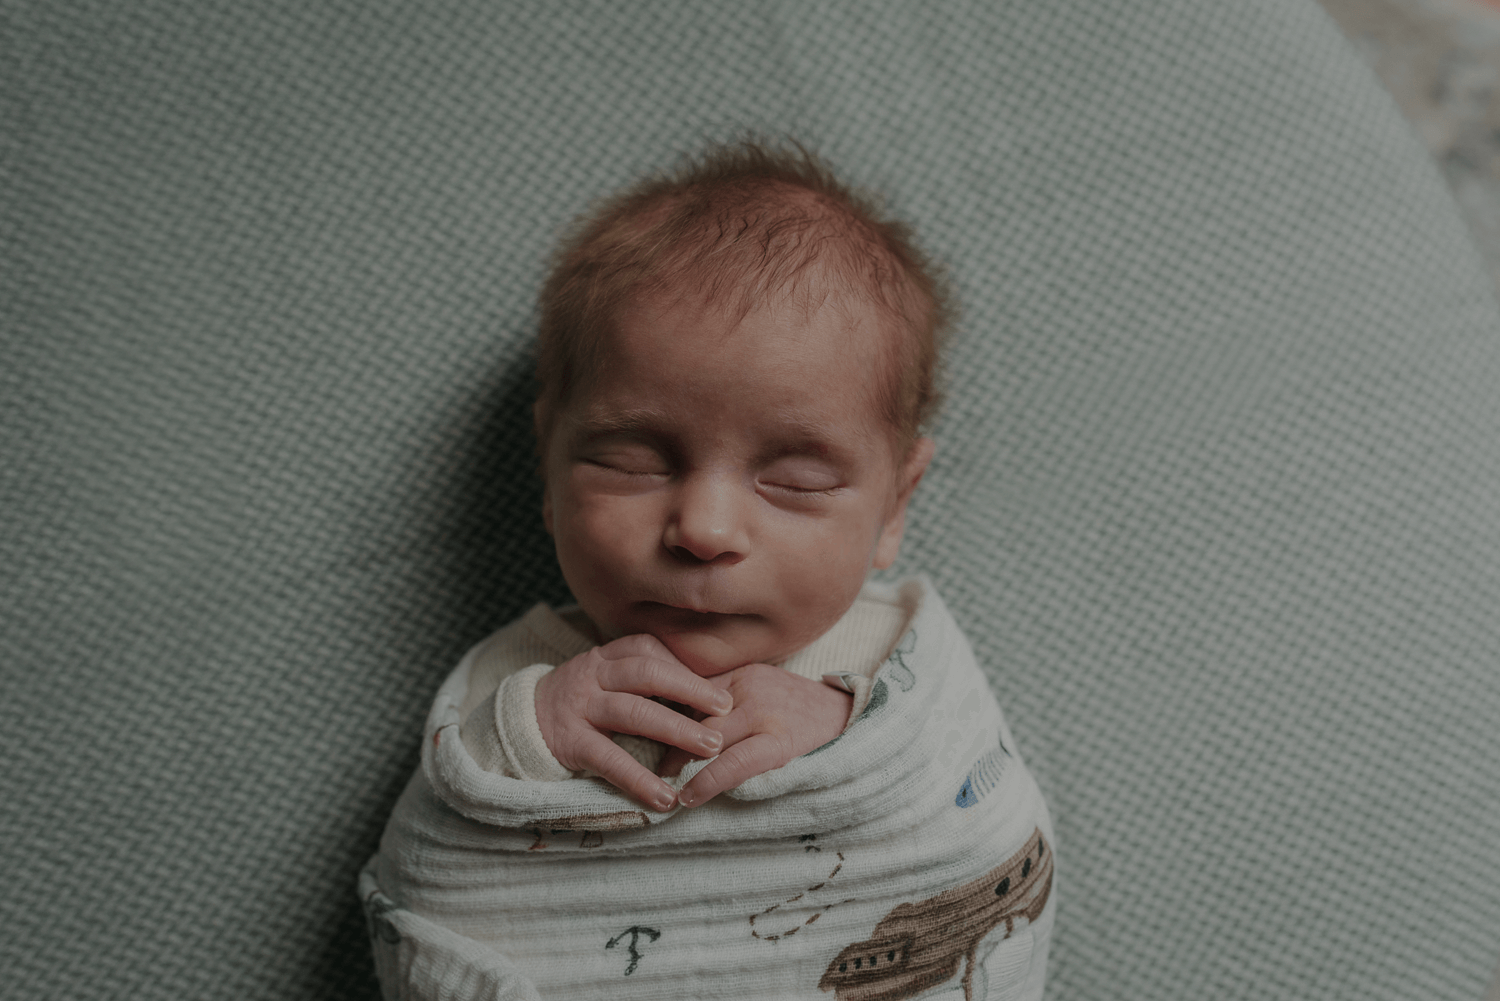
781,534,870,608
556,504,641,592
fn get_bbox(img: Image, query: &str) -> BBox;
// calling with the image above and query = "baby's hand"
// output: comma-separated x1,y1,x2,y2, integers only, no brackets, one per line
534,634,733,812
667,664,853,808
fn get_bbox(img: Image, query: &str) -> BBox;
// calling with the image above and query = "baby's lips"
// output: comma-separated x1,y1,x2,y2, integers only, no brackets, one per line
643,603,740,627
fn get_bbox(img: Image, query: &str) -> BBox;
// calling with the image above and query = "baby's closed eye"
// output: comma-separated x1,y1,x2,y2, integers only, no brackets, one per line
584,444,671,477
758,457,842,494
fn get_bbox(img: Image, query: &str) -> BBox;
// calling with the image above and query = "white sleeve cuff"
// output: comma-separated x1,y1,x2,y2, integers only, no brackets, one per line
458,685,511,775
496,663,575,782
457,663,575,782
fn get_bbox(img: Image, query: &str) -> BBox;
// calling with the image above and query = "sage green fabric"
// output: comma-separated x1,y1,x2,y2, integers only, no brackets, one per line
4,1,1499,999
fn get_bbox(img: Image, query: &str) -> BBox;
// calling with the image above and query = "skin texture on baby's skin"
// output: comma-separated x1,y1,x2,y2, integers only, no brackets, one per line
532,287,933,813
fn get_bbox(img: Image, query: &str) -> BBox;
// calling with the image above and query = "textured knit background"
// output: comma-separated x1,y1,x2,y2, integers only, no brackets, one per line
4,1,1500,999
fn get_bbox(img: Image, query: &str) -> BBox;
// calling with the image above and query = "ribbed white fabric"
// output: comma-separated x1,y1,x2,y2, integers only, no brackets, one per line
362,578,1055,1000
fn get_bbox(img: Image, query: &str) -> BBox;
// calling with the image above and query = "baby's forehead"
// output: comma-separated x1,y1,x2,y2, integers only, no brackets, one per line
606,285,897,377
618,268,900,345
585,289,906,444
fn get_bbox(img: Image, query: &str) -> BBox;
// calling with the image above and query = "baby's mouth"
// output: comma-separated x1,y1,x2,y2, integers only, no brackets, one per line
636,601,747,629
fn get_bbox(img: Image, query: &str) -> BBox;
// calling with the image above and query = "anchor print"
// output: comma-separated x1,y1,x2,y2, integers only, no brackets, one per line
605,925,661,976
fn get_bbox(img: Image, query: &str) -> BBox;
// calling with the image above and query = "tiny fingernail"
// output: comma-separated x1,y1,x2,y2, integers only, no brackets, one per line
702,731,723,751
679,789,697,808
713,694,733,714
653,790,675,811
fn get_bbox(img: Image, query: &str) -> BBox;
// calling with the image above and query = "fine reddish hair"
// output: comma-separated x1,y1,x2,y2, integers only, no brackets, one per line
534,140,952,449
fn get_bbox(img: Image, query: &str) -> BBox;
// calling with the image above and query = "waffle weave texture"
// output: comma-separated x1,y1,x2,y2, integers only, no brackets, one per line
4,1,1499,999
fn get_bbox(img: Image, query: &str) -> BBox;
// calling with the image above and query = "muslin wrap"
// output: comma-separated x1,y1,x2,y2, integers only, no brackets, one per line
361,578,1055,1001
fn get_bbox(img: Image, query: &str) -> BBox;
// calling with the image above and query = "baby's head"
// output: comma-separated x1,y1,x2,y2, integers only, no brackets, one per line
534,141,950,676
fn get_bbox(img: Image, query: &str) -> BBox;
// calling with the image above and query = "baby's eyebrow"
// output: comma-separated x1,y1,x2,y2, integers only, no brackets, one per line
569,410,671,442
755,416,857,462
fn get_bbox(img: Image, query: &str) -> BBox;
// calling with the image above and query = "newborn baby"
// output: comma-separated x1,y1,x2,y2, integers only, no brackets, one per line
362,141,1055,1001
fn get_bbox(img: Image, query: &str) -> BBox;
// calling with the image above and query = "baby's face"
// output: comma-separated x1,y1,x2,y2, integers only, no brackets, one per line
540,291,931,676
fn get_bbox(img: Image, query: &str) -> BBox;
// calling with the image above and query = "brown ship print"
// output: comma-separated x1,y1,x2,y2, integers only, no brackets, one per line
524,810,649,850
819,827,1052,1001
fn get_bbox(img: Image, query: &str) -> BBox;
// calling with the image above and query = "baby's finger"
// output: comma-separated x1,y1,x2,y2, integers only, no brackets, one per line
655,706,760,777
677,732,791,808
596,632,681,663
588,691,725,757
574,730,678,813
600,654,734,718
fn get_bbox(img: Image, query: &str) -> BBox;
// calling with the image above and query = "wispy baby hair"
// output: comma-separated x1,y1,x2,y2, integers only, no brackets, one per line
534,138,951,448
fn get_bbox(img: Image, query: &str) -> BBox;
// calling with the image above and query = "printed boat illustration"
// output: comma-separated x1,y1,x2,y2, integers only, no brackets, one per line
819,827,1052,1001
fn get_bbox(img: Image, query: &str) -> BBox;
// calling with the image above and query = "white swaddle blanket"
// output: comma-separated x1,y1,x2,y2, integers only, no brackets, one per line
361,578,1055,1001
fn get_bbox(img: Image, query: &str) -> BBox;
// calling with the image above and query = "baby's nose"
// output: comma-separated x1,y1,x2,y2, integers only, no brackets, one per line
662,475,749,565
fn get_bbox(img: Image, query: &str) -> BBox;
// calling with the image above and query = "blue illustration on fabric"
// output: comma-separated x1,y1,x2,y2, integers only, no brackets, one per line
856,679,888,721
842,629,915,731
955,736,1012,808
884,629,917,692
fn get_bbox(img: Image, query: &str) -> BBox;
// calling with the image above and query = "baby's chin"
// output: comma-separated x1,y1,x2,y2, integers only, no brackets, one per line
656,630,761,677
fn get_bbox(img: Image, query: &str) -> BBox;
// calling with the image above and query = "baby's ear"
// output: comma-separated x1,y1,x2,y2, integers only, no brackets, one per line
899,436,936,499
873,436,935,569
